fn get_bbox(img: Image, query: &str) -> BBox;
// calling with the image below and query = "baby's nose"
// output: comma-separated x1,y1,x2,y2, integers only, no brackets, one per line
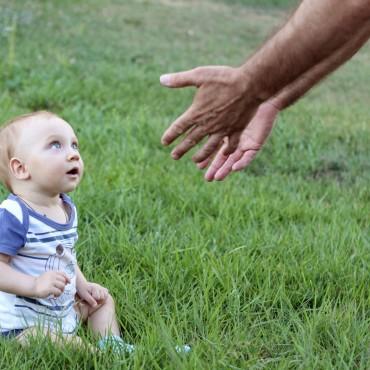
67,151,80,161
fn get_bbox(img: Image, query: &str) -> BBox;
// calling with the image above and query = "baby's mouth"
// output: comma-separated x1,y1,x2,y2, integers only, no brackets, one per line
66,167,79,176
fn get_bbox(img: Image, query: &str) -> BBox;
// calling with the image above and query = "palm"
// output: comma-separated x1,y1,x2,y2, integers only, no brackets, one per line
198,101,279,181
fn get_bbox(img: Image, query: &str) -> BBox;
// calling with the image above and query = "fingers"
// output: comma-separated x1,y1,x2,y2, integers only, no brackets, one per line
63,273,71,284
170,124,207,159
224,131,242,156
35,271,72,298
232,150,258,171
197,137,227,170
91,287,109,302
161,107,195,146
51,287,63,297
204,155,228,181
85,283,109,305
206,150,258,183
213,150,244,181
52,273,69,297
161,66,225,147
203,141,229,181
54,280,67,291
83,291,98,307
197,158,211,169
160,67,204,88
56,272,70,284
192,133,224,163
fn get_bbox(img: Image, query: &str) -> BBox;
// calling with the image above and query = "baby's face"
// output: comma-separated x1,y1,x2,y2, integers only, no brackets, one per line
14,116,84,195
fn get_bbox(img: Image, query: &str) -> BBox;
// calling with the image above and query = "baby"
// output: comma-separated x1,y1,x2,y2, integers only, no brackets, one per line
0,111,133,352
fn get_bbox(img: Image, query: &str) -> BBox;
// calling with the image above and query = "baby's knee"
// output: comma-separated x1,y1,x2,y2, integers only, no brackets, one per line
103,293,115,311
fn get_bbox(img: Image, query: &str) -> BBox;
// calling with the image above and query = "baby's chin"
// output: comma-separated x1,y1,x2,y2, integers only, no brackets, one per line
61,181,82,194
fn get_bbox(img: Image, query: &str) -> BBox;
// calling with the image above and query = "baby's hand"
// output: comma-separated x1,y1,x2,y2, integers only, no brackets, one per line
77,282,109,308
87,282,109,303
32,271,70,298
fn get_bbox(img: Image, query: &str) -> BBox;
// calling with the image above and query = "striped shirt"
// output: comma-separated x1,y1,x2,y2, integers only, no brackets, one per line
0,193,78,333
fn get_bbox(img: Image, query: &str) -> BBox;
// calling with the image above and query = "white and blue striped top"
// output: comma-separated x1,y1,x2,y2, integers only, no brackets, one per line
0,193,79,333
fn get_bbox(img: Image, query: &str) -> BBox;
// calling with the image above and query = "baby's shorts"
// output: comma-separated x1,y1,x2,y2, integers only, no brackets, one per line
1,329,24,338
0,310,78,339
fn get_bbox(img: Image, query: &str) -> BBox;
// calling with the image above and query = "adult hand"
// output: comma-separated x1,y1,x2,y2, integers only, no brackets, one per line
33,271,70,298
160,66,261,162
197,101,279,181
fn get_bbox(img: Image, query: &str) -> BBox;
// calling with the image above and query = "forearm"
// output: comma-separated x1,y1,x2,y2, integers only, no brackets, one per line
242,0,370,101
76,264,88,291
0,261,36,297
270,19,370,110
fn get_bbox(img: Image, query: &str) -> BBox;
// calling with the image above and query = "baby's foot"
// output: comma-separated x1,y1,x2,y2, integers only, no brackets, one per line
98,335,135,354
175,344,191,354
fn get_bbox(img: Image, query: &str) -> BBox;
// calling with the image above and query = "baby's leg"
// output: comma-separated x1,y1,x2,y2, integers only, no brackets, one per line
15,327,93,351
76,294,134,353
76,293,120,336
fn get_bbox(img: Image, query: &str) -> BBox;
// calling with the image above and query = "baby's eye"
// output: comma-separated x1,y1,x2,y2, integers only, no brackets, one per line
50,141,62,149
72,142,79,150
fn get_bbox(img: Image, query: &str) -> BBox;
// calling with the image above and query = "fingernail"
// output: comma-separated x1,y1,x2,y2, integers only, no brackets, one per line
215,174,223,181
160,74,171,86
171,152,179,160
204,173,212,181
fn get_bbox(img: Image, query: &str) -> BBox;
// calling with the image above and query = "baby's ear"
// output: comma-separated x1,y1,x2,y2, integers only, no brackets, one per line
9,157,30,180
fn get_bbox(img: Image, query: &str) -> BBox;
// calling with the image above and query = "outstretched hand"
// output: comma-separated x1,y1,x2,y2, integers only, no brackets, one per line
197,101,279,181
160,66,261,162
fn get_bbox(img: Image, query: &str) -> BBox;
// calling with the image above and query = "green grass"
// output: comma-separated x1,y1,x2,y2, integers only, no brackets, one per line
0,0,369,368
217,0,298,8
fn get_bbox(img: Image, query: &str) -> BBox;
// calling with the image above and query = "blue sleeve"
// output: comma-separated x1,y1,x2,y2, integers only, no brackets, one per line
0,208,27,256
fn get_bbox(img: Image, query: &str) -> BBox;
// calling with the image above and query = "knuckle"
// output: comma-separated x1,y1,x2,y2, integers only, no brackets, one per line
193,66,203,76
185,138,197,147
198,124,208,136
106,293,114,304
174,123,186,135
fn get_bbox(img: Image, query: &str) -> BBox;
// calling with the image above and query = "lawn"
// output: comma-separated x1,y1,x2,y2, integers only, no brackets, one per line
0,0,369,369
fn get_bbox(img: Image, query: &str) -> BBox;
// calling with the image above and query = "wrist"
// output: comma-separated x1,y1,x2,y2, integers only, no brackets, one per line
237,64,268,104
30,275,39,297
76,279,88,292
76,266,88,287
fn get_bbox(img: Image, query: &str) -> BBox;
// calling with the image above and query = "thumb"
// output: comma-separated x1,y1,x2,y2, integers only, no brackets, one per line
160,68,203,88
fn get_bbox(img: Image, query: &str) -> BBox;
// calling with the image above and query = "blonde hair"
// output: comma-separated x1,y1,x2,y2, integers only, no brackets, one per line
0,111,58,191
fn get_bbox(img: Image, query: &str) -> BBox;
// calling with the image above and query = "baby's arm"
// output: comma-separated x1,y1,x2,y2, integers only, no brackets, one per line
0,253,70,298
76,265,108,307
